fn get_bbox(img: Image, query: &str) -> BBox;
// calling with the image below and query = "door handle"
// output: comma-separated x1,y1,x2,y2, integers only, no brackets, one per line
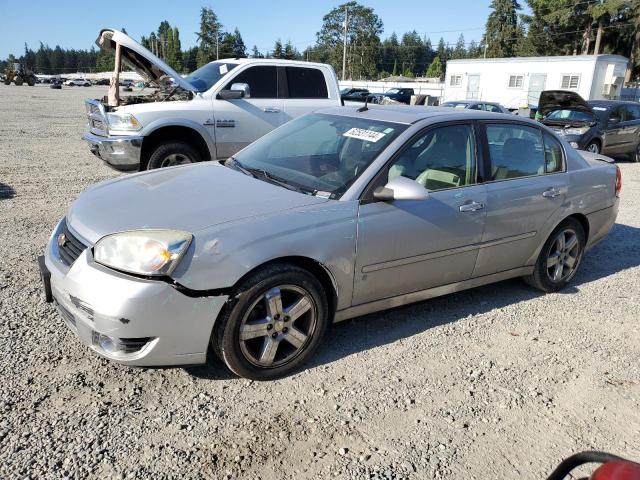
263,107,280,113
542,187,561,198
459,201,484,212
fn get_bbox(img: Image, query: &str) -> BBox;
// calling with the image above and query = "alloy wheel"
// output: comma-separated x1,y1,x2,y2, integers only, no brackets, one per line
546,229,581,283
160,153,193,167
586,142,600,154
239,285,317,368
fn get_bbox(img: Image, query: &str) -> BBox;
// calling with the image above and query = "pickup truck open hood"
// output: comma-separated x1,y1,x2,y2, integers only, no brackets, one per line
96,28,195,92
538,90,593,117
67,162,329,244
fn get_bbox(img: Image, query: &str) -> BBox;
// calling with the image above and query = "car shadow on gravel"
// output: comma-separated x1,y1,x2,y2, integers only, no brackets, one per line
186,223,639,379
0,182,16,199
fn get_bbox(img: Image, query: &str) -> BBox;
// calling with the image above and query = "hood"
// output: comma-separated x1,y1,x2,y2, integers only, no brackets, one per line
96,28,195,92
67,162,328,244
538,90,593,118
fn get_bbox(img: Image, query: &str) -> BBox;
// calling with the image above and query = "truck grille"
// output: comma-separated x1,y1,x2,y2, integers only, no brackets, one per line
57,220,88,267
85,99,108,136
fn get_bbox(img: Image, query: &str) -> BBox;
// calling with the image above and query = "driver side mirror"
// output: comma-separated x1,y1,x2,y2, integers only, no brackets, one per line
217,82,251,100
373,176,429,202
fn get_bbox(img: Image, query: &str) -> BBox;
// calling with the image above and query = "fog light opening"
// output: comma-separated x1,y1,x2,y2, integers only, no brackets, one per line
91,331,152,357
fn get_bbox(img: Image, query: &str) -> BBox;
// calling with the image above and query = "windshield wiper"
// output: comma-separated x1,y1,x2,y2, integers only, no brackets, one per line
226,158,314,195
225,157,254,177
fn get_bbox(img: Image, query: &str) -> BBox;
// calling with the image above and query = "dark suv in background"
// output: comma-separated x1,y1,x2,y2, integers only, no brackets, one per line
539,90,640,162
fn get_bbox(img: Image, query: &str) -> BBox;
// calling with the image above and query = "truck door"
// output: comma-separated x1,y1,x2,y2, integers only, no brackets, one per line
212,65,284,159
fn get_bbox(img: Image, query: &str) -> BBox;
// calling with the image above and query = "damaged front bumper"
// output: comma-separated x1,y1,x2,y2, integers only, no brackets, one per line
83,130,143,172
42,220,228,367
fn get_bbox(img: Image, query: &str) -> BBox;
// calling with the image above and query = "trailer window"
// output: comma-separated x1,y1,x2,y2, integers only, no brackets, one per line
560,75,580,90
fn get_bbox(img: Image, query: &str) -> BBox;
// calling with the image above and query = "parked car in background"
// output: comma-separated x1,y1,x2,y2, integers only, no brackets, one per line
341,87,369,102
442,100,510,114
94,78,110,86
50,79,62,89
64,79,91,87
42,106,620,379
379,87,414,104
83,29,342,171
539,90,640,162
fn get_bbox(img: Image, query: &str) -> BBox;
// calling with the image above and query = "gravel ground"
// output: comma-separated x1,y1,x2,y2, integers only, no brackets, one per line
0,84,639,480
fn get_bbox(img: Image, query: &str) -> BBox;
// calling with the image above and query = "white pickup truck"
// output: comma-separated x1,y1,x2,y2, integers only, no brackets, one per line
83,29,342,171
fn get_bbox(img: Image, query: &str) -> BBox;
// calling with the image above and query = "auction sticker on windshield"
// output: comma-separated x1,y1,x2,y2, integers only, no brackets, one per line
343,128,386,143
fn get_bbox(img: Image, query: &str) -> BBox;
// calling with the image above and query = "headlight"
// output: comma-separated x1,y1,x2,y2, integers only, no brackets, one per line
107,112,142,131
563,126,589,135
94,230,192,276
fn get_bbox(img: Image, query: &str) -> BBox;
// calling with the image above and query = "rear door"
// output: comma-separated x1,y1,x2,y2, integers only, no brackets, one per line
212,65,284,159
281,66,335,121
473,122,568,276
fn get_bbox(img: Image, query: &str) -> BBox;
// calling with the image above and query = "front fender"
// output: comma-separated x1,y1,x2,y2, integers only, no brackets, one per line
171,201,359,311
140,118,216,157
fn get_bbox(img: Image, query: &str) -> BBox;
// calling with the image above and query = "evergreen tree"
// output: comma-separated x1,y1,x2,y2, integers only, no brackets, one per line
453,34,467,59
482,0,524,57
251,45,264,58
426,55,443,78
196,7,223,67
272,39,284,58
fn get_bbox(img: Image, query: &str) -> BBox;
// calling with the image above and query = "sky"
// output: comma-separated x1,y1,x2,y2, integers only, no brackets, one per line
0,0,494,59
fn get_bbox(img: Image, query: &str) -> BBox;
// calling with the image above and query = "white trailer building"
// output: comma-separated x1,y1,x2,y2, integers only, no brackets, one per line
443,54,629,109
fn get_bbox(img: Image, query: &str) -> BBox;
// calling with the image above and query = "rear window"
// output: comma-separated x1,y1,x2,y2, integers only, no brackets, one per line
285,67,328,99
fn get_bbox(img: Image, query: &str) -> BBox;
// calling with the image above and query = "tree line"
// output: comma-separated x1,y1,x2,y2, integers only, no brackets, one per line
2,1,638,81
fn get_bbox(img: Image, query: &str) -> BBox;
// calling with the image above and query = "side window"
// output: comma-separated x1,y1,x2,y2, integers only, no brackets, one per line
285,67,328,99
543,132,564,173
225,66,277,98
468,103,483,110
486,124,545,180
387,124,477,191
610,106,628,122
628,105,640,120
485,104,501,113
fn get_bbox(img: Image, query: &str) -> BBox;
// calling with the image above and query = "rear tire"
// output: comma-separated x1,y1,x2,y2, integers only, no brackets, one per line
146,141,202,170
632,143,640,163
213,264,329,380
14,76,23,86
584,140,600,154
524,218,585,293
27,77,36,87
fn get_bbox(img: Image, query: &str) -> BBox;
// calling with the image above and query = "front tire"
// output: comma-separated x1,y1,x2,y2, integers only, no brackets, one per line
146,141,201,170
632,143,640,163
214,264,329,380
14,76,23,86
524,218,585,293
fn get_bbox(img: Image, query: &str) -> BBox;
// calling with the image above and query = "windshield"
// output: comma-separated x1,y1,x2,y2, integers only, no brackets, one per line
386,88,401,94
183,62,238,92
443,102,468,109
546,109,595,122
231,113,407,199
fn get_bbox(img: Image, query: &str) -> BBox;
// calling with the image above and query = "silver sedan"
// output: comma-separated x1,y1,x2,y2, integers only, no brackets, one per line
40,106,621,380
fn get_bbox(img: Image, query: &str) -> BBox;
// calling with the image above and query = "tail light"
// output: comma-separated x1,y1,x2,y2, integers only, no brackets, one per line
615,165,622,197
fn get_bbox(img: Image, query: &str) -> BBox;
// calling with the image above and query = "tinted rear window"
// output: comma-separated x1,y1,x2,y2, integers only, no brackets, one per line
285,67,328,99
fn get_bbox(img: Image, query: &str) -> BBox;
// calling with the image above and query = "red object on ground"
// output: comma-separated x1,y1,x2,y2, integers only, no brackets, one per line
591,461,640,480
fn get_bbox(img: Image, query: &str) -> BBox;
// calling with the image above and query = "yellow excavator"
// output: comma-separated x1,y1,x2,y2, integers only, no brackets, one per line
3,63,37,86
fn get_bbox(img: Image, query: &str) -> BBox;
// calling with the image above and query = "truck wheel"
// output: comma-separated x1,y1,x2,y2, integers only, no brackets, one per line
523,218,585,293
3,80,10,85
632,143,640,163
14,76,23,86
27,77,36,87
213,263,329,380
146,141,202,170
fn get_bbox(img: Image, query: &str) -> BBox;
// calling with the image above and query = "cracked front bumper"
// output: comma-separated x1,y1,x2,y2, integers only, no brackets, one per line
83,130,143,172
43,221,228,366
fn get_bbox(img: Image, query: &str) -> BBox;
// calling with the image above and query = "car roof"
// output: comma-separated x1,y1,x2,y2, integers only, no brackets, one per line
215,57,331,69
588,100,639,108
317,105,527,125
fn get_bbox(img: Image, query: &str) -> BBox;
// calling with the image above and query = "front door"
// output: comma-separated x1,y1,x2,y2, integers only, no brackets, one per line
212,65,284,159
467,75,480,100
528,74,546,107
473,123,568,276
353,123,487,305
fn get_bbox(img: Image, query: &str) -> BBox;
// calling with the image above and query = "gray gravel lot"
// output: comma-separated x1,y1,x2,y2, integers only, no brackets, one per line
0,84,639,479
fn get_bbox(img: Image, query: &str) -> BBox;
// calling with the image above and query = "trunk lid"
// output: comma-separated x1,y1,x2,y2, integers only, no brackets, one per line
95,28,195,92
